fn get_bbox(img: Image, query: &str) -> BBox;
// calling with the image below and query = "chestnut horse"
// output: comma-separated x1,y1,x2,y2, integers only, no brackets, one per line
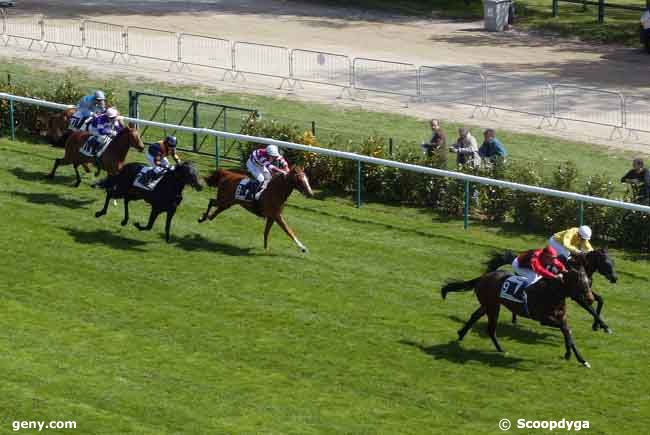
441,267,595,367
199,167,313,252
47,107,75,147
47,125,144,187
485,249,617,333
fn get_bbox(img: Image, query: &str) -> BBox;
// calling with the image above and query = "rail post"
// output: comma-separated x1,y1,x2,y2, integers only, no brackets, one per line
464,180,470,229
311,120,316,136
9,99,15,140
389,137,393,156
598,0,605,23
553,0,559,17
215,134,220,168
356,161,362,208
579,201,584,226
192,101,198,152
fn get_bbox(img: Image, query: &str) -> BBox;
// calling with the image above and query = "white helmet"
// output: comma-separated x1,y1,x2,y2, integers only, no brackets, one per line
578,225,592,240
266,145,280,157
105,108,119,118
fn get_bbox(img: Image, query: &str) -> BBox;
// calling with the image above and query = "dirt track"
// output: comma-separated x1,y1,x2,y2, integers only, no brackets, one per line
4,0,650,151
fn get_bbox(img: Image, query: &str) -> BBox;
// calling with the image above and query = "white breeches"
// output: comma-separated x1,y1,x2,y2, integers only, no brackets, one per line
247,158,271,184
512,258,541,285
548,237,571,259
146,152,170,168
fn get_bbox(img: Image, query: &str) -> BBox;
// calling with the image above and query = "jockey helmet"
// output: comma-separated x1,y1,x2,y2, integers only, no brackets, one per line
542,246,558,258
578,225,592,240
266,145,280,157
165,135,177,147
94,90,106,101
105,108,119,118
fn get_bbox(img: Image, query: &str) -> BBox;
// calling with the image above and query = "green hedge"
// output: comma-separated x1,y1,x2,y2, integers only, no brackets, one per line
0,77,119,138
240,118,650,251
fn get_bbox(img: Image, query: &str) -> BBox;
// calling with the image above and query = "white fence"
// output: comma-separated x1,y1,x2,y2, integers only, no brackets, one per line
3,91,650,215
2,13,650,136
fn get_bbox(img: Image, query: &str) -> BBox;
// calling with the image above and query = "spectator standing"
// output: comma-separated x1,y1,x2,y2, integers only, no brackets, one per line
478,128,508,166
449,128,480,168
641,7,650,53
420,119,447,165
621,158,650,204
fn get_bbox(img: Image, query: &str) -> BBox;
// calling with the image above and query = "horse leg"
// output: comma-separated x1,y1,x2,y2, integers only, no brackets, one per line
207,204,229,221
73,164,82,187
164,208,176,243
134,207,160,232
576,298,611,334
487,305,504,352
264,217,274,250
95,190,112,218
274,214,308,253
512,313,517,325
560,320,590,368
198,198,217,223
458,306,486,341
591,291,609,333
121,198,130,226
48,158,63,178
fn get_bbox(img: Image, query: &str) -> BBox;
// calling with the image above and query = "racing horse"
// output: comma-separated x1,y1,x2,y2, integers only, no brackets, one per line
485,249,617,333
441,266,595,367
198,166,313,252
95,162,202,243
47,107,76,147
48,125,145,187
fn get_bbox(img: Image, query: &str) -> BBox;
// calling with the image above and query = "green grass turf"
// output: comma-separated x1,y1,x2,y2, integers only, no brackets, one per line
1,138,649,434
1,60,644,191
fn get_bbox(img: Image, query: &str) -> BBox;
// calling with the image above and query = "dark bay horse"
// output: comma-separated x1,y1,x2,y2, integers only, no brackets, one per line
95,162,202,242
441,267,595,367
199,167,314,252
48,125,145,187
485,249,617,332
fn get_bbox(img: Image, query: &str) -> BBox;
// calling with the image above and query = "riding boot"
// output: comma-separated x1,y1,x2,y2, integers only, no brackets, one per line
254,181,268,201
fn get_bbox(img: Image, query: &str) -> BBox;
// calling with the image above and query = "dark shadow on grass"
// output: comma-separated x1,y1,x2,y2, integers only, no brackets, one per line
163,233,257,256
400,339,529,369
9,167,77,185
9,191,94,209
448,315,558,345
64,227,149,251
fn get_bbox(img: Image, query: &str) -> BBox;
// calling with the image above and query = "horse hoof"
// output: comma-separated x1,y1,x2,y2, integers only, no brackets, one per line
592,324,599,331
564,352,571,360
198,215,206,223
134,223,142,230
582,361,591,369
605,328,613,335
95,211,104,218
120,219,128,226
301,247,308,254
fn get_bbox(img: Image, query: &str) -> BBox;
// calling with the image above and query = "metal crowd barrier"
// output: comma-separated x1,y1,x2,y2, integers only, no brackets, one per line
126,26,178,65
179,33,231,71
42,18,83,55
4,13,42,48
352,57,418,98
552,84,625,137
83,19,126,63
231,41,292,87
485,74,554,126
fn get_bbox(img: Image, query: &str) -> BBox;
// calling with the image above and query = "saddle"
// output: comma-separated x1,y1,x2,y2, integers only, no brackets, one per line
80,135,111,158
133,166,168,191
500,275,530,315
235,178,261,202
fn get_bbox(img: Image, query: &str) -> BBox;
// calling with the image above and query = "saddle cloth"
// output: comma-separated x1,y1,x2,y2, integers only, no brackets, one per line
235,178,260,202
499,275,528,304
133,167,167,191
80,135,111,157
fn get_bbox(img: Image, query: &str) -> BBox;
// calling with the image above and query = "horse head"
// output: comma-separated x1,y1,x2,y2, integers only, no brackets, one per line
175,162,203,191
288,166,313,198
124,124,145,152
590,248,617,284
562,266,594,305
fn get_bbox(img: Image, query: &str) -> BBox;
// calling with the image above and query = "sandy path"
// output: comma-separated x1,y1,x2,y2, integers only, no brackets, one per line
3,0,650,151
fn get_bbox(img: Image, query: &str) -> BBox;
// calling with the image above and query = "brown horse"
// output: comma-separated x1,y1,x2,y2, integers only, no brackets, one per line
198,167,314,252
48,125,145,187
441,267,595,367
47,107,75,147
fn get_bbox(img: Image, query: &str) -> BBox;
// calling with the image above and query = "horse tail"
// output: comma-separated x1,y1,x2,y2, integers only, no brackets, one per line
485,250,517,272
441,277,481,300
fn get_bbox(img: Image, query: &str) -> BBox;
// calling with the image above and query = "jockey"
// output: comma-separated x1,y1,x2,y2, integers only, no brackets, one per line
86,107,123,157
548,225,593,262
147,135,181,168
246,145,289,200
69,90,107,131
512,246,567,287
